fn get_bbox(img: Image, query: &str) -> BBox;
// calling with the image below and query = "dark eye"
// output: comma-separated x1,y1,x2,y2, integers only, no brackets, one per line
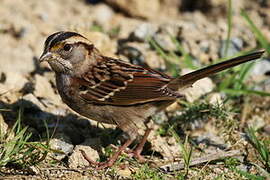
63,44,72,51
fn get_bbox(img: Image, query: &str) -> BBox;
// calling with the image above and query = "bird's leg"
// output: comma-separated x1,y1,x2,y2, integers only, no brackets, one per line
80,138,134,169
128,128,152,162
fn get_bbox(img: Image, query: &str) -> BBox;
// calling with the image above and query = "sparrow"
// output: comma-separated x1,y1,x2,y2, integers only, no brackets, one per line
39,31,264,168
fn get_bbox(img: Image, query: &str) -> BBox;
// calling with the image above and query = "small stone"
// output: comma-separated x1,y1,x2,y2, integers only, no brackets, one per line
83,31,117,57
200,40,210,53
93,4,114,27
49,135,74,161
152,111,168,125
130,23,158,42
181,69,215,102
207,93,223,105
68,140,100,168
0,114,8,136
249,115,265,131
0,38,35,74
263,125,270,135
148,131,181,160
28,166,40,175
152,34,176,52
22,93,46,110
3,72,28,91
237,164,248,172
166,102,180,112
196,132,227,150
117,45,146,66
34,74,61,105
117,168,132,178
257,78,270,92
219,37,244,57
145,51,166,70
250,58,270,76
105,0,160,19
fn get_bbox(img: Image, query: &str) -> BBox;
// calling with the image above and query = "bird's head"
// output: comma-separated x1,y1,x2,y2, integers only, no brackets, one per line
39,31,98,75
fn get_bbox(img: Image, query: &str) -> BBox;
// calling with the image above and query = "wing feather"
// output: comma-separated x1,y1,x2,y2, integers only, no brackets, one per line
77,57,179,105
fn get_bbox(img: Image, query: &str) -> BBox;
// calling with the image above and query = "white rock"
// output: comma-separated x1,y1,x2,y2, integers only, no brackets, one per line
49,136,74,161
105,0,160,19
182,75,215,102
68,138,100,168
250,59,270,76
148,130,181,160
117,168,132,178
93,4,114,26
132,23,158,41
3,72,28,91
207,93,223,105
34,74,61,105
22,93,46,110
82,31,117,57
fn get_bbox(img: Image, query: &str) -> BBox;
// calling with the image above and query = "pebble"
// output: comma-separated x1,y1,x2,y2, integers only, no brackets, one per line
3,72,28,91
83,31,117,57
250,58,270,76
181,69,215,102
207,92,223,105
117,168,132,178
249,115,266,130
152,111,168,125
68,139,100,168
148,130,181,160
130,23,158,42
219,37,244,57
152,33,176,52
22,93,46,111
34,74,61,105
105,0,160,19
49,135,74,161
93,4,114,27
117,45,146,66
263,125,270,135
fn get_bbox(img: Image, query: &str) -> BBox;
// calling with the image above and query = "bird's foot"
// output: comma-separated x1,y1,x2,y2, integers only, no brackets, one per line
80,139,134,170
126,149,146,163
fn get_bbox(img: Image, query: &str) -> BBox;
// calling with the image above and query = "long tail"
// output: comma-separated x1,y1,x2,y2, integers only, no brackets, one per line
168,50,265,90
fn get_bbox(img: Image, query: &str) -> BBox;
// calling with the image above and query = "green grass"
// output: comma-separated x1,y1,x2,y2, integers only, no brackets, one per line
148,35,196,77
216,8,270,98
90,23,121,38
0,109,50,171
132,164,167,180
224,157,266,180
223,0,233,57
149,30,269,98
246,127,270,174
146,6,270,179
168,102,228,129
217,8,270,97
170,129,193,178
241,10,270,55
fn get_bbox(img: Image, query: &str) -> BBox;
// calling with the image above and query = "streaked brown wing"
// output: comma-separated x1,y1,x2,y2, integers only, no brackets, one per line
77,57,179,105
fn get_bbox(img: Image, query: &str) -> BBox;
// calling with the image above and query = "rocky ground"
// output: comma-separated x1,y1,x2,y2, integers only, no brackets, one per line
0,0,270,179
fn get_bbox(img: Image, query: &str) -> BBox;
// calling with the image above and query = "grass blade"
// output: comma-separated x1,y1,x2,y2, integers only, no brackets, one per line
241,10,270,54
223,0,233,57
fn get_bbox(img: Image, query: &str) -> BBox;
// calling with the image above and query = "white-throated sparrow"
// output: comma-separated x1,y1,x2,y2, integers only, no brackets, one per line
39,31,264,168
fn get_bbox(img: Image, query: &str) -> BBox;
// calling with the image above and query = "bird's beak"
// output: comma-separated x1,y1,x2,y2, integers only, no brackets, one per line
39,52,53,63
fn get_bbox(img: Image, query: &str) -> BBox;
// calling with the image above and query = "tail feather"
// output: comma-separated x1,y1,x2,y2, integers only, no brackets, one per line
168,50,265,90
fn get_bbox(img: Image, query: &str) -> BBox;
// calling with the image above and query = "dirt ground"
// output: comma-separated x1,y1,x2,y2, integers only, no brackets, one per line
0,0,270,179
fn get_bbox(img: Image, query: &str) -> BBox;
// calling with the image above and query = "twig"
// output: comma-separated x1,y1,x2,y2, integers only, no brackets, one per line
160,150,242,172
